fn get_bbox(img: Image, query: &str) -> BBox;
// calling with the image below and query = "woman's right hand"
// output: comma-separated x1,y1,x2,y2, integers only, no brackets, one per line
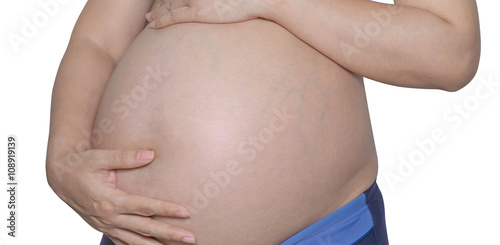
46,148,196,245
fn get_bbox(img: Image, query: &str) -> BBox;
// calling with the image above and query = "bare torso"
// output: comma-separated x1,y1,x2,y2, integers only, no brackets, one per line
93,19,378,244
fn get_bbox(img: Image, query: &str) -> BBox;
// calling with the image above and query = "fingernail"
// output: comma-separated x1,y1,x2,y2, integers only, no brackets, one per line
175,211,190,218
137,151,154,162
181,237,196,244
145,12,152,21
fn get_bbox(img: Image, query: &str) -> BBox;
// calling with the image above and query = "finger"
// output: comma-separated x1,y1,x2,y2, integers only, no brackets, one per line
148,0,165,21
148,2,172,24
91,149,155,170
164,0,175,11
115,214,196,244
152,0,164,9
148,0,187,22
115,193,190,218
165,0,189,11
107,229,163,245
151,7,197,28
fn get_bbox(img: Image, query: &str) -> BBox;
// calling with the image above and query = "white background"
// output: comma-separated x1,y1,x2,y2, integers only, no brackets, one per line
0,0,498,244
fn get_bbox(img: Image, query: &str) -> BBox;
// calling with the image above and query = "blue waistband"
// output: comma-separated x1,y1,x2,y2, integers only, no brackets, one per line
280,184,378,245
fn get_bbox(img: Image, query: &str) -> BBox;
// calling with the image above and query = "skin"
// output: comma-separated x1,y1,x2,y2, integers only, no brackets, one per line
46,0,480,244
46,1,195,244
94,17,378,244
148,0,480,90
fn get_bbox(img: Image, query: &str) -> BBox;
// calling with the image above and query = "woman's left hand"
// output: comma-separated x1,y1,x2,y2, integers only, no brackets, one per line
146,0,274,28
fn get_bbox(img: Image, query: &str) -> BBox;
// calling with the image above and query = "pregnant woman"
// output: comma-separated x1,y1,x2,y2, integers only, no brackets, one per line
46,0,480,244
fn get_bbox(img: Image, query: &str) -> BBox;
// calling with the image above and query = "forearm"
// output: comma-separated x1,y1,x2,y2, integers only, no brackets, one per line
268,0,480,91
47,0,153,165
47,39,115,174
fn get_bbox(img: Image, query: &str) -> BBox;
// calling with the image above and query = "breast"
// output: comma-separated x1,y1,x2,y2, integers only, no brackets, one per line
92,19,377,244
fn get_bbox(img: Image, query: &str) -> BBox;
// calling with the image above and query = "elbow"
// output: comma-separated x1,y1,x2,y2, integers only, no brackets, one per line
440,52,480,92
437,33,481,92
439,69,478,92
408,39,480,92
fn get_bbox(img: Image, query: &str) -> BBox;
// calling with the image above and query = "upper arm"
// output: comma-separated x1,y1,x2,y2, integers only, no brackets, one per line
393,0,480,36
70,0,155,63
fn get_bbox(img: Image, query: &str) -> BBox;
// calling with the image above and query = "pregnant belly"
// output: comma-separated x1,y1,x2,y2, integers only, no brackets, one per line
93,19,377,244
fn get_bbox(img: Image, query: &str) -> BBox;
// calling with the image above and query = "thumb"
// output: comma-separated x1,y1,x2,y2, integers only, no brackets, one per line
91,149,155,170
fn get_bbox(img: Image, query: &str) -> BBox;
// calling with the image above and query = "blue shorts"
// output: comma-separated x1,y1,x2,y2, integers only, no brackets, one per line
100,182,388,245
280,181,388,245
